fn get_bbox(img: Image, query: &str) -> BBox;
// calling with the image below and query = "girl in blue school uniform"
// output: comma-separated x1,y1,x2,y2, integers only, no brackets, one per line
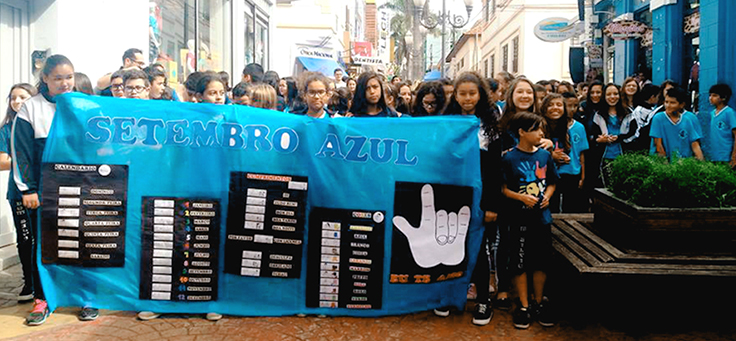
587,83,637,187
650,87,704,160
707,84,736,166
541,93,589,213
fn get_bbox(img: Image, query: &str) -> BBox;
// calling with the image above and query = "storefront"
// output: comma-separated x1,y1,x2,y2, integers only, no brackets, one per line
588,0,734,113
149,0,273,86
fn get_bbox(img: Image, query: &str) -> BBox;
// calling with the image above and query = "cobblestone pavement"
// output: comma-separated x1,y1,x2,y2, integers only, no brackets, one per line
2,264,736,340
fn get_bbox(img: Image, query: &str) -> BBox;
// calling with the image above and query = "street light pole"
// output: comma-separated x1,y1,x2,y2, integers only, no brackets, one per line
413,0,473,79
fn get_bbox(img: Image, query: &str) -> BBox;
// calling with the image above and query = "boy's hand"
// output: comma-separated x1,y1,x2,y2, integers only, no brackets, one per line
520,194,538,208
609,135,618,142
540,195,550,209
596,134,608,143
552,149,570,164
484,211,498,223
578,177,585,189
730,158,736,169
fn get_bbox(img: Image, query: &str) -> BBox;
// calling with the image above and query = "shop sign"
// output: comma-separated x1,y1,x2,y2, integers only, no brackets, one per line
684,11,700,34
377,10,392,64
533,17,583,42
587,44,603,68
353,42,373,57
603,19,649,40
353,56,384,65
297,47,335,60
640,29,653,48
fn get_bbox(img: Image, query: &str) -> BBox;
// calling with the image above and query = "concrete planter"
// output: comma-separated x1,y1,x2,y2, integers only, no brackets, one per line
592,188,736,253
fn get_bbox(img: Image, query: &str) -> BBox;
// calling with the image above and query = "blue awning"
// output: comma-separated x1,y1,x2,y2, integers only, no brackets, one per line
423,70,441,81
296,57,343,77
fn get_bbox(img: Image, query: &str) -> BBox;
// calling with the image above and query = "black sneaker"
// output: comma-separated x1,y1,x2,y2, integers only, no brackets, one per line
18,284,34,302
433,307,451,317
533,297,554,327
494,297,511,311
472,302,493,326
78,307,99,321
513,306,531,329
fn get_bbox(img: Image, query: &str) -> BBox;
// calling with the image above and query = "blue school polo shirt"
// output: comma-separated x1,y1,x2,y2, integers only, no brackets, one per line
649,111,703,159
709,106,736,162
558,121,589,175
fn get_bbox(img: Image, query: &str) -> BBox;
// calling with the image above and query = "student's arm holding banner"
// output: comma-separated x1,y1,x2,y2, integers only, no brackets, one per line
11,104,40,209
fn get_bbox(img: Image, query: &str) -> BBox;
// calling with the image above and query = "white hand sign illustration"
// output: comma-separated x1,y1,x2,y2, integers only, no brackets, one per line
393,184,471,268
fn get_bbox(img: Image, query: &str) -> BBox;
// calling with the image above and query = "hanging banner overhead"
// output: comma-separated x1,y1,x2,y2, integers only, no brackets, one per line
37,93,483,317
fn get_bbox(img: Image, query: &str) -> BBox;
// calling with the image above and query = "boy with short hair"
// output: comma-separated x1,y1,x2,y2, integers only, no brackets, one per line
708,84,736,167
500,111,558,329
123,70,150,100
650,87,704,160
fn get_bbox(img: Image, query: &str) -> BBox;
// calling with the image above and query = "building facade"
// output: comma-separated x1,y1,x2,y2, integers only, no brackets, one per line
457,0,579,82
0,0,275,268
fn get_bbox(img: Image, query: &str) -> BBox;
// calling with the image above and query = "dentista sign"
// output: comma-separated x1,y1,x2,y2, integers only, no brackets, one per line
534,17,581,42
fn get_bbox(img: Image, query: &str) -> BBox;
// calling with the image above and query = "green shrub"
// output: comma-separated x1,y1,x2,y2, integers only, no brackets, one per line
606,154,736,208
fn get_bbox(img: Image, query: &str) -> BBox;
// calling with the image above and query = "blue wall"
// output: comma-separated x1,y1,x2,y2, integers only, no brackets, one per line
651,3,683,86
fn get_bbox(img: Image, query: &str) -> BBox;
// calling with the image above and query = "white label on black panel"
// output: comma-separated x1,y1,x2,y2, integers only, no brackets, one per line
246,197,267,206
153,241,173,249
320,301,338,308
153,266,172,274
321,222,341,231
154,200,175,208
58,219,79,228
242,250,262,259
153,249,173,258
320,278,340,286
152,283,171,292
245,205,266,214
288,181,308,190
58,229,79,238
154,208,174,216
247,188,267,197
244,221,264,230
58,250,79,258
253,234,273,244
319,294,338,301
322,247,340,255
245,213,265,222
154,225,174,233
152,274,172,283
152,258,172,266
322,231,340,239
58,197,80,207
241,259,261,268
241,267,261,276
58,208,80,217
154,233,174,241
320,271,339,278
58,240,79,249
320,286,339,294
321,238,340,247
154,216,174,225
321,255,340,263
273,200,298,207
59,186,81,195
321,262,340,271
151,291,171,300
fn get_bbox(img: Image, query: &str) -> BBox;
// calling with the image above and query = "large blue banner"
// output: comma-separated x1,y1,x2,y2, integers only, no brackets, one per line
38,93,483,316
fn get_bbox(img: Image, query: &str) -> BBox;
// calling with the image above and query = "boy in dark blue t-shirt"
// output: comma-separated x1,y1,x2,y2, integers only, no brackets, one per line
500,111,559,329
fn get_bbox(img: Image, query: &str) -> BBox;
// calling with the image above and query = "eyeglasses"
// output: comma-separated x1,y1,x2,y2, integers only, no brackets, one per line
422,100,436,108
307,89,327,97
111,84,124,90
125,85,147,93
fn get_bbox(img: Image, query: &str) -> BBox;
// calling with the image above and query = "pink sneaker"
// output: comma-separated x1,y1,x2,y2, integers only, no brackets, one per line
26,299,50,326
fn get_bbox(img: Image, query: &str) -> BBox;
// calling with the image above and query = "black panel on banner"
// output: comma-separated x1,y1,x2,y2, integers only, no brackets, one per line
390,182,473,284
139,197,220,302
40,163,128,267
224,172,307,278
306,208,384,310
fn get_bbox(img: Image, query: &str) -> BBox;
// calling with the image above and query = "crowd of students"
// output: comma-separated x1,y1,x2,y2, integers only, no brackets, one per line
2,47,735,328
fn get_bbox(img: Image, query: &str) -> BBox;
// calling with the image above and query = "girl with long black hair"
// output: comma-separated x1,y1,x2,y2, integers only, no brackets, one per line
347,72,397,117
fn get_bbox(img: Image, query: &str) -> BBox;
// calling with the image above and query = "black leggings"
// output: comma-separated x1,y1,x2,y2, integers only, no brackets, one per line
470,223,495,303
12,200,44,300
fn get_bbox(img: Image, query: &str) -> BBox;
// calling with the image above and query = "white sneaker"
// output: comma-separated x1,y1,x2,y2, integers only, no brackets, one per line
206,312,222,321
137,311,161,320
